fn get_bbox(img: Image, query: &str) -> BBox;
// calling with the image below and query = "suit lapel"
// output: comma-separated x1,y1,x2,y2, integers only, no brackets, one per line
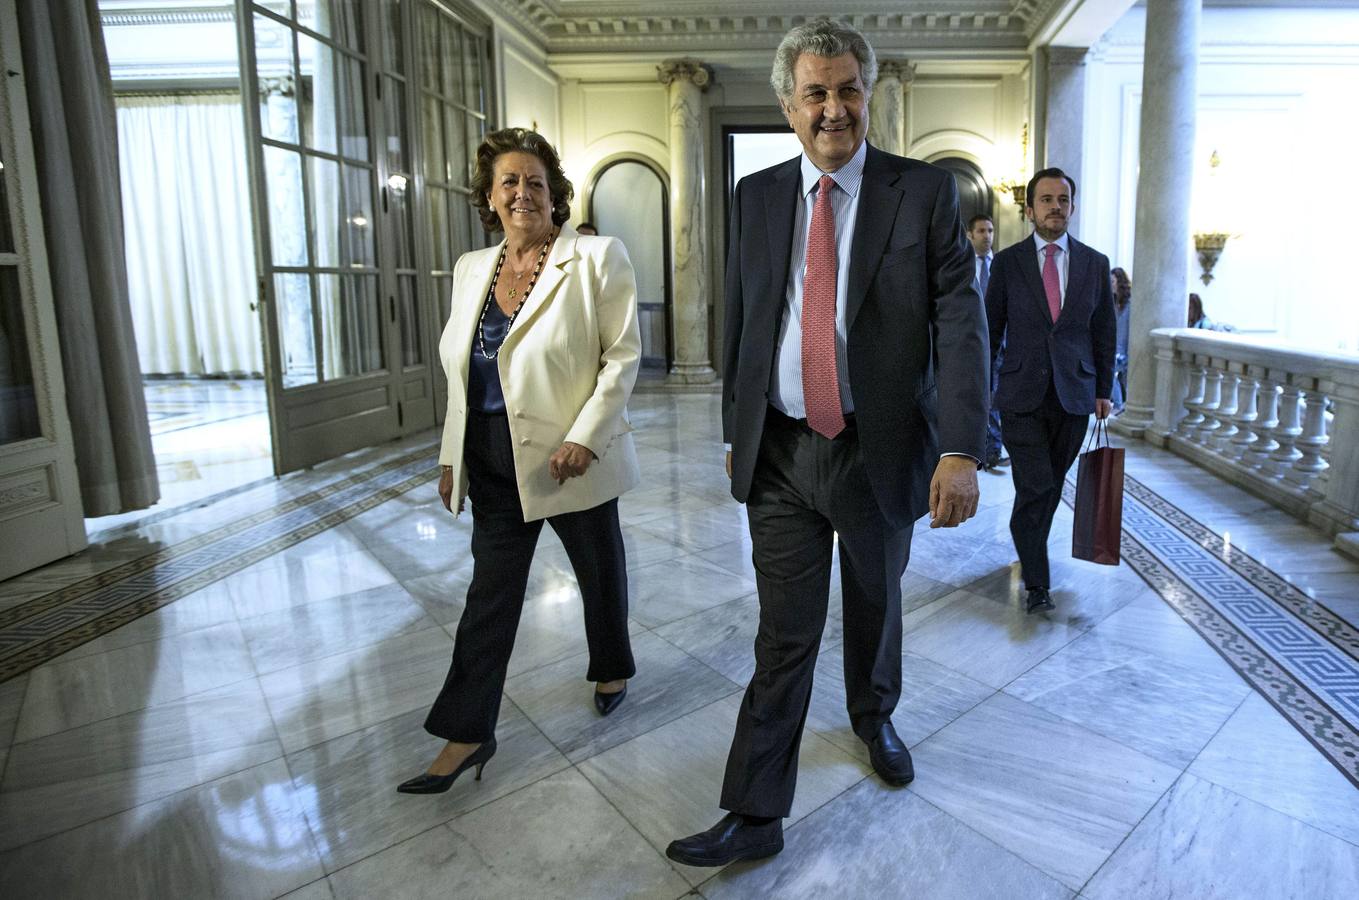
764,160,800,299
447,245,500,392
1018,236,1055,326
1060,239,1090,324
846,145,902,333
502,227,573,348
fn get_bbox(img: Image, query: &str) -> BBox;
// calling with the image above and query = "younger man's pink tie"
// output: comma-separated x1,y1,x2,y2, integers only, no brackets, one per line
1042,243,1062,323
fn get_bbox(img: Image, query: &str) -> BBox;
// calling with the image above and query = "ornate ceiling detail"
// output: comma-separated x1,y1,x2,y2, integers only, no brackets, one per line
497,1,1071,52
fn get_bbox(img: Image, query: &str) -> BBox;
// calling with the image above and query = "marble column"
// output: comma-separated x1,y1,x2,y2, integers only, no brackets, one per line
867,60,915,156
1043,46,1089,191
1120,0,1201,435
658,58,715,384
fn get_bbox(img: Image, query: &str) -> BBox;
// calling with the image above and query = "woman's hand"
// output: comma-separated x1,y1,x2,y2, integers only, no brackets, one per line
548,442,594,485
437,466,462,514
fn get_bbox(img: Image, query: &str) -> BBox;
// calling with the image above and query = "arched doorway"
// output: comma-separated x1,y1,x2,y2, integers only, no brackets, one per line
934,157,994,229
588,160,671,371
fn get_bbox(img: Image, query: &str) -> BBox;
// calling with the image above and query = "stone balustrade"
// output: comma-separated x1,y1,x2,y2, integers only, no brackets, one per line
1138,328,1359,560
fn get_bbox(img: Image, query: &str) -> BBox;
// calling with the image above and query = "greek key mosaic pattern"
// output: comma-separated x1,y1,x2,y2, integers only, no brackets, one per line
0,446,440,682
1063,475,1359,788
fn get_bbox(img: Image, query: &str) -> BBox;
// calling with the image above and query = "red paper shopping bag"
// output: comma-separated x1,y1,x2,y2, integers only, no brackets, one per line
1072,419,1124,565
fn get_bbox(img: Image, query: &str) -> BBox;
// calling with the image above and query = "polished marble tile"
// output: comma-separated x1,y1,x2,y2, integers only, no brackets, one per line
258,626,455,754
239,582,436,675
327,769,690,900
907,692,1179,890
400,553,577,627
1004,629,1249,768
702,778,1072,900
504,631,739,763
0,678,282,851
805,645,995,759
902,589,1087,690
223,548,400,620
286,702,568,872
0,674,26,749
1079,597,1242,681
904,532,1016,588
16,621,257,743
627,554,758,629
578,694,868,885
617,483,718,527
636,502,752,554
0,758,325,899
1083,774,1359,899
495,586,649,679
1189,692,1359,847
52,582,242,663
279,878,336,900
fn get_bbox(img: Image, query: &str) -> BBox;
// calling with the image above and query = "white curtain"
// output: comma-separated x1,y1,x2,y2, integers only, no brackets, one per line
116,93,262,375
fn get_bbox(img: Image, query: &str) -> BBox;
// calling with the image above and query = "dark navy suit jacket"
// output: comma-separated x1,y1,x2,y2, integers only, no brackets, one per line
984,234,1116,415
721,144,989,529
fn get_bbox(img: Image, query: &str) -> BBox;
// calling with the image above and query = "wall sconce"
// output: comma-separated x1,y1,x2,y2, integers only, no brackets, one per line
1193,232,1230,285
991,122,1029,210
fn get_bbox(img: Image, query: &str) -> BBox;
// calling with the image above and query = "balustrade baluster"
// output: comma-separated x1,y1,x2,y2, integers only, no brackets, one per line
1197,365,1224,445
1248,378,1280,471
1178,358,1206,437
1287,388,1330,490
1228,370,1259,462
1212,370,1240,453
1271,382,1305,480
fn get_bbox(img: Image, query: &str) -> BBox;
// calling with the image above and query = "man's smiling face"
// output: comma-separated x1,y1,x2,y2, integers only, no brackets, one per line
781,52,869,173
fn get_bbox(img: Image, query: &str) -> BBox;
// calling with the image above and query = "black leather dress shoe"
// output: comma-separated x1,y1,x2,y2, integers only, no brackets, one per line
594,684,627,716
1026,587,1056,614
665,813,784,867
864,722,914,786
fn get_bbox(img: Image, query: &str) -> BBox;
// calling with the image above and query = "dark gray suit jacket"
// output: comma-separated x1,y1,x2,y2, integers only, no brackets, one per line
984,235,1116,415
721,144,989,529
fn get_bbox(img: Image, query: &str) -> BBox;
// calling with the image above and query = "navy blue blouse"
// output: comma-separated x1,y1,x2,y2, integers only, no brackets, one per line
468,297,509,414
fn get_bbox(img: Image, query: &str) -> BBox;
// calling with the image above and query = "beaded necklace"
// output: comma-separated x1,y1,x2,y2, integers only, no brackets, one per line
477,229,554,360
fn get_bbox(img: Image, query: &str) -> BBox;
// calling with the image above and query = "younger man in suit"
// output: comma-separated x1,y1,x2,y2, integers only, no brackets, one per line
984,168,1115,613
969,214,1007,470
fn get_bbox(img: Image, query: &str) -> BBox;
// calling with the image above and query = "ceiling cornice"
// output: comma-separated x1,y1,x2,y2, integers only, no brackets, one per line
497,1,1076,54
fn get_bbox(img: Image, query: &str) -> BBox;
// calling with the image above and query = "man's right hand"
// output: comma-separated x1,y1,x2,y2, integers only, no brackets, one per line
725,451,732,479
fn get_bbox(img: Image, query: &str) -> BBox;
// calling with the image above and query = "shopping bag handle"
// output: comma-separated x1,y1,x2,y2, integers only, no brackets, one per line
1084,417,1111,453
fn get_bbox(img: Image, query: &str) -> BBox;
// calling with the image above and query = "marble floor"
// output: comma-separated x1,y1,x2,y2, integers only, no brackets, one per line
1,393,1358,898
90,379,274,533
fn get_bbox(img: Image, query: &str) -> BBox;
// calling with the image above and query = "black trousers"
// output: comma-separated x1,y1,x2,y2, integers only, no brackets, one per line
1000,384,1089,590
721,409,912,818
423,410,635,743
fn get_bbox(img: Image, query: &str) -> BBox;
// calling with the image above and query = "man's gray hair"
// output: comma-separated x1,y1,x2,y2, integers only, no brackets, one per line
770,18,878,102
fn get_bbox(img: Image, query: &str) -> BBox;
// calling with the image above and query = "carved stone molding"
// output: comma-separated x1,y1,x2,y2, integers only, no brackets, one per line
1047,45,1091,67
657,58,713,91
876,59,917,87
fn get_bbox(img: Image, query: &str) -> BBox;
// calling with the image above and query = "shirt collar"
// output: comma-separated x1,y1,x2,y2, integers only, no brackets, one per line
800,141,867,199
1033,231,1070,255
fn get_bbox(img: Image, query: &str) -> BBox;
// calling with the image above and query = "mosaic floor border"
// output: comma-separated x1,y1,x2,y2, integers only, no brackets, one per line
1064,473,1359,788
0,445,439,682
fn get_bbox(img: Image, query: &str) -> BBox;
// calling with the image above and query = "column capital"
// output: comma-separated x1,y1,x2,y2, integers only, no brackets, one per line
1047,45,1090,67
876,59,916,86
658,59,713,91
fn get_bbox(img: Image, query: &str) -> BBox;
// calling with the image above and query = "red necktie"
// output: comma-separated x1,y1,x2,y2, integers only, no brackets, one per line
1042,243,1062,323
802,175,844,439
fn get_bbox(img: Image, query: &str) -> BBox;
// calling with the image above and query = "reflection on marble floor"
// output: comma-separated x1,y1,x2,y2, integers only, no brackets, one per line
2,393,1358,898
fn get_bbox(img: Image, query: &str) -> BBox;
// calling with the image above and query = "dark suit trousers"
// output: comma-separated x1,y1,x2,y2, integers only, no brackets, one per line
720,409,912,818
1001,383,1088,590
423,410,636,743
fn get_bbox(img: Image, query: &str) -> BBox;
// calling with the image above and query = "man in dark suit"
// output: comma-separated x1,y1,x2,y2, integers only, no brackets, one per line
985,167,1115,614
666,19,988,867
969,213,1007,470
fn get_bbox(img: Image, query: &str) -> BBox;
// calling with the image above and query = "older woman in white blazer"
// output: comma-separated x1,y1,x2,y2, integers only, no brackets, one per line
399,128,641,795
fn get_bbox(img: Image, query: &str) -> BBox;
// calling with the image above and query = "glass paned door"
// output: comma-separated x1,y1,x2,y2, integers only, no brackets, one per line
412,0,491,423
0,3,87,578
239,0,443,473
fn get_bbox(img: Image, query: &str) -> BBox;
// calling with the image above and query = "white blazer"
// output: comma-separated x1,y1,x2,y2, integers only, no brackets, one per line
438,225,642,521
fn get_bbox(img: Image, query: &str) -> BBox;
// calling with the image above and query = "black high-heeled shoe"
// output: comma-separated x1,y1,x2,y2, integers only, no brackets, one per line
396,737,497,795
594,683,627,716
